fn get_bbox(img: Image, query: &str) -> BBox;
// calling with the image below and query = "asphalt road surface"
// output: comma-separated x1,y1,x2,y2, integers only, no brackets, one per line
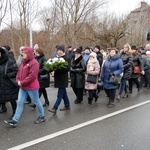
0,85,150,150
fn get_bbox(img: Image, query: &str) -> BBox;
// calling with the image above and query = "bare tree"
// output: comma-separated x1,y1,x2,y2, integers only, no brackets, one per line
0,0,9,28
49,0,107,47
94,14,129,49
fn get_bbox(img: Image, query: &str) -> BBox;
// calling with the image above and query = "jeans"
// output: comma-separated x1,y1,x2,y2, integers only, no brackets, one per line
53,88,70,110
119,78,128,94
13,88,44,122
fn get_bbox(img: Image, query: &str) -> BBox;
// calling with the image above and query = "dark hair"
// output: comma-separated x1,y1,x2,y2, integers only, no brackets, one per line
35,48,45,56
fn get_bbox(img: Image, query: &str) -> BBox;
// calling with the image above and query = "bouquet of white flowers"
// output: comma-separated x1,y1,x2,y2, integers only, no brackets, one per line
44,57,68,71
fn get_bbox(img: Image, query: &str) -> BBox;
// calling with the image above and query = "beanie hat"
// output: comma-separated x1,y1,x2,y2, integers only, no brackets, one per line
2,45,10,51
89,52,97,58
19,46,25,51
84,46,90,51
57,45,65,52
94,45,100,51
146,51,150,55
74,48,82,54
131,45,137,50
33,44,39,50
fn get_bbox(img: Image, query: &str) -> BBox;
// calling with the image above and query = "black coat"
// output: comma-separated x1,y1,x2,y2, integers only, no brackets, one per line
36,55,50,88
70,55,86,88
54,55,69,88
131,52,143,78
121,51,133,79
0,49,19,102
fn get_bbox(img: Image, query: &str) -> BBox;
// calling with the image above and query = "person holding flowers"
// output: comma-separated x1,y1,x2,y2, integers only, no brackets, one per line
46,45,70,114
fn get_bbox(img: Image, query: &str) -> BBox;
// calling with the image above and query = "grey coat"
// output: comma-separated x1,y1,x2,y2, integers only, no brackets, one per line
120,51,133,79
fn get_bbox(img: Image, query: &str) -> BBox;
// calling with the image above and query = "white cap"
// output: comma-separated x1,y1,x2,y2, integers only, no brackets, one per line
33,44,39,50
89,52,97,58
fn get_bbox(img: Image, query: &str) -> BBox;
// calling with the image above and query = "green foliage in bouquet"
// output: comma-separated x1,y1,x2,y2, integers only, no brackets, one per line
44,57,68,72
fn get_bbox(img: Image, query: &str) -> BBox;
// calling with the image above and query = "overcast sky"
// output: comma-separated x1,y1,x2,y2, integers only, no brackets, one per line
39,0,150,16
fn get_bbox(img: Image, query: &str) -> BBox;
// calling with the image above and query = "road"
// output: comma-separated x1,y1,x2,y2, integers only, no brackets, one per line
0,85,150,150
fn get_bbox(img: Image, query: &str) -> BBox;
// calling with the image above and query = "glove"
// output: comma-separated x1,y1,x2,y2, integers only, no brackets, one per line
3,74,8,79
109,72,114,77
70,67,75,72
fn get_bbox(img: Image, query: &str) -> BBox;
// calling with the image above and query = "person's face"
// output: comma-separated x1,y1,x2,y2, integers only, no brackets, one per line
57,50,63,56
35,51,40,56
84,49,90,53
89,55,94,59
131,49,136,53
93,48,99,52
68,48,72,51
22,51,28,59
75,53,81,58
123,45,129,52
109,50,116,57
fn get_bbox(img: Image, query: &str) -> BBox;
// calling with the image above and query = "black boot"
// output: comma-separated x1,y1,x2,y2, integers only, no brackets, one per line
9,110,16,119
43,101,49,107
95,95,99,102
29,104,36,108
88,98,93,105
0,103,7,114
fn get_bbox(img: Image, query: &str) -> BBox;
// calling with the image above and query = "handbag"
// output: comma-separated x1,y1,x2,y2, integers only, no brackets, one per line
109,75,121,85
40,74,49,80
86,74,97,84
133,66,141,74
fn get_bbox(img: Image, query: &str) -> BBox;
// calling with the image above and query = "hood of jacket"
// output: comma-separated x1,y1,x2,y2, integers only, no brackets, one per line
22,47,34,63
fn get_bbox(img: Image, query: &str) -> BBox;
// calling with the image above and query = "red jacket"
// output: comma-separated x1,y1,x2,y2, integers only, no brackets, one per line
16,47,40,90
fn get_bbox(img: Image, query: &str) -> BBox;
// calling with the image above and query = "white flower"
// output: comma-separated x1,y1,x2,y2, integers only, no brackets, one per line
52,57,59,62
59,57,65,62
47,58,52,64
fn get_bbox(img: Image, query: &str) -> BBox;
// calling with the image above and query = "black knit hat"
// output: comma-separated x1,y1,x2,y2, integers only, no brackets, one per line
131,45,137,50
2,45,10,51
57,45,65,52
84,46,90,50
94,45,100,51
75,48,82,54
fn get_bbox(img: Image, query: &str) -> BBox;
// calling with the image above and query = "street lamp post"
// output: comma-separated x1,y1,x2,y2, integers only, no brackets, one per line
29,0,33,48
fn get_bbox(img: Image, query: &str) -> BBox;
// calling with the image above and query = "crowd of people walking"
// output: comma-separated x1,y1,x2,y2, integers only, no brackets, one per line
0,43,150,127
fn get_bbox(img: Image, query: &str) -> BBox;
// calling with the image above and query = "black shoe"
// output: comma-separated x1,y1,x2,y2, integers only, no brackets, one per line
0,108,7,114
43,102,49,107
4,119,17,127
29,104,36,108
74,100,81,104
129,91,132,93
34,116,46,124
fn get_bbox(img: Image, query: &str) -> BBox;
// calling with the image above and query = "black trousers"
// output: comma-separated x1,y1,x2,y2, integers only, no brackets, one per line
88,90,97,100
39,88,49,102
72,87,84,102
1,100,17,112
104,88,116,102
128,78,140,92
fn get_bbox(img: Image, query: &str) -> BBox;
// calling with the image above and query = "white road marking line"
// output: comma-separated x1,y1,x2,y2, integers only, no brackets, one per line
7,100,150,150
